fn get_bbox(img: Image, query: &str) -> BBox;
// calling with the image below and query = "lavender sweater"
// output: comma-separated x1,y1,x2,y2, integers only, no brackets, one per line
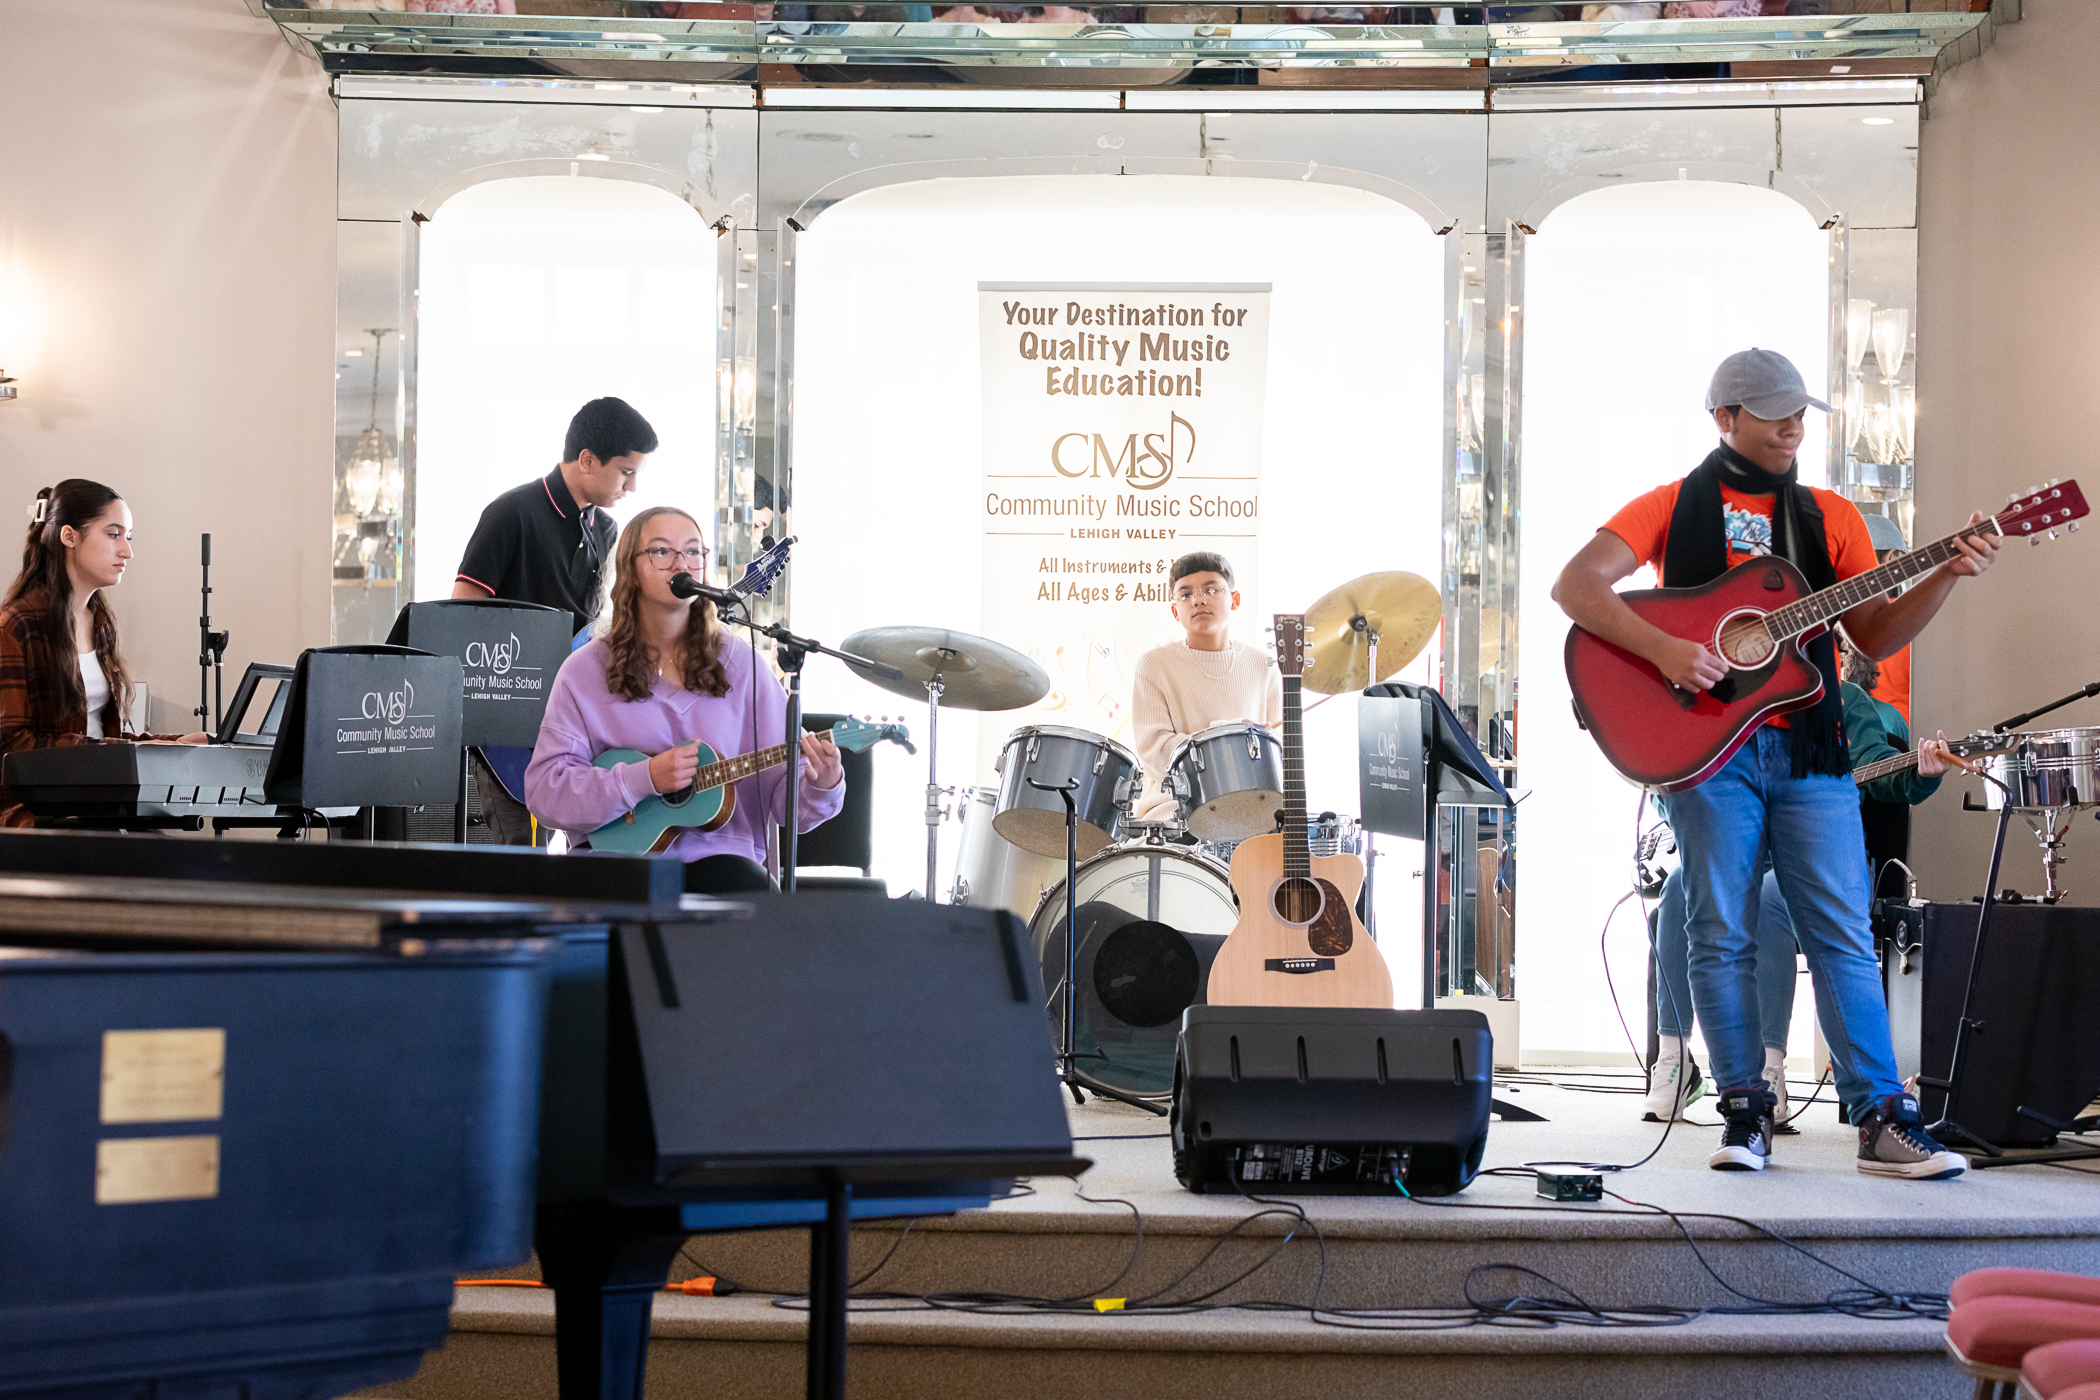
525,635,844,865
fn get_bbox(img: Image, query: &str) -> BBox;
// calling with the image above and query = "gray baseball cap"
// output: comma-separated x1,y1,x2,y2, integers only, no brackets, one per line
1862,512,1909,553
1704,348,1832,420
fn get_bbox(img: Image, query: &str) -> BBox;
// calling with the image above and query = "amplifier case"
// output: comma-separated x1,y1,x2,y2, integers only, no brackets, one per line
1171,1006,1492,1197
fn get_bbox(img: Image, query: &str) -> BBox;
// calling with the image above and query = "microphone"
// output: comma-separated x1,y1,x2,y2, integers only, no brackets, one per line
669,572,742,608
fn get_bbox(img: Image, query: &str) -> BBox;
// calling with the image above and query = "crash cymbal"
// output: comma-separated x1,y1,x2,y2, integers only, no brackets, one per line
841,626,1050,711
1301,571,1441,694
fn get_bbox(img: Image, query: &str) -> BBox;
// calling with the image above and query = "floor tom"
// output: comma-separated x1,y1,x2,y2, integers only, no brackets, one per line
951,785,1067,919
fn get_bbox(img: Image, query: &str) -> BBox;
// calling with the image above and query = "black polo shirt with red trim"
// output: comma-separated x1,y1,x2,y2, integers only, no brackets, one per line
455,466,615,637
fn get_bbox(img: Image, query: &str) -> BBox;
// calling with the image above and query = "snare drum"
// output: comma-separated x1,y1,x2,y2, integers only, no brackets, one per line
1031,844,1237,1097
951,785,1066,919
1987,727,2100,810
993,725,1140,860
1168,723,1285,841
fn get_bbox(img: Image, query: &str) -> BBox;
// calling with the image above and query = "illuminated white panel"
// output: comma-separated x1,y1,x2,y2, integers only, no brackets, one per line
415,176,716,606
1518,180,1829,1061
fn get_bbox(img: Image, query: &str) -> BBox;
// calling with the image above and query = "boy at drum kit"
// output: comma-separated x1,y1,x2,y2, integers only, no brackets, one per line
1129,552,1284,830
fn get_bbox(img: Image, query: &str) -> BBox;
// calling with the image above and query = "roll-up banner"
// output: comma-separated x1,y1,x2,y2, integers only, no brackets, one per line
977,282,1271,775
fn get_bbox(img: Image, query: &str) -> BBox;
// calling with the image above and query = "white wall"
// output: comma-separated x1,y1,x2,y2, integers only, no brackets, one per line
1912,0,2100,907
414,177,718,604
789,174,1443,988
0,0,336,727
1519,180,1830,1059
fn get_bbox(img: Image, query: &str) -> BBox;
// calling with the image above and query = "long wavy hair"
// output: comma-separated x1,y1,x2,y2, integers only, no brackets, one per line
3,480,133,729
600,506,728,703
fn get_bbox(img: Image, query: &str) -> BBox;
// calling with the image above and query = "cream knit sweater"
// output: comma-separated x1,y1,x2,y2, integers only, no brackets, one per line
1129,640,1284,820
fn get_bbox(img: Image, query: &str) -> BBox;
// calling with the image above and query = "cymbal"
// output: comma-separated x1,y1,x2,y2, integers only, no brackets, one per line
840,626,1050,712
1301,571,1442,694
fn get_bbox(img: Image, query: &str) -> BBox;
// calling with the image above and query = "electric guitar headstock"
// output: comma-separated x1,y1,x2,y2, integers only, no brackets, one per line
1995,479,2088,543
1272,614,1307,680
735,535,797,599
831,717,913,754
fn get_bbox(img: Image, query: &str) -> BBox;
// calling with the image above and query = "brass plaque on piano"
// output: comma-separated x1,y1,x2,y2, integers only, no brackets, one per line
100,1028,225,1124
95,1135,221,1204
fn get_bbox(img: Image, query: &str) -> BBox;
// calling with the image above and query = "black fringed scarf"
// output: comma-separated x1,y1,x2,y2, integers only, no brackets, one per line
1662,444,1850,779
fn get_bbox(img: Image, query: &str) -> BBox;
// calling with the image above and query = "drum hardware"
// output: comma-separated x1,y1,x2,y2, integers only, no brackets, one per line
1029,776,1170,1115
1031,842,1236,1103
842,627,1051,901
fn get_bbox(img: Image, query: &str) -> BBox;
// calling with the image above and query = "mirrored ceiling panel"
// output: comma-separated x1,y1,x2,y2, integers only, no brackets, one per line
251,2,1989,80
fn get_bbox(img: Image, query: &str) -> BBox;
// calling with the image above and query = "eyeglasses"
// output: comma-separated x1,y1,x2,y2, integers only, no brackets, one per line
1173,583,1229,602
639,546,710,570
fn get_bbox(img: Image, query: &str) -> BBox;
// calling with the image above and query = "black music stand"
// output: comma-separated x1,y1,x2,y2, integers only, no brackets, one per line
1358,682,1511,1010
388,599,570,842
534,897,1084,1400
263,646,465,836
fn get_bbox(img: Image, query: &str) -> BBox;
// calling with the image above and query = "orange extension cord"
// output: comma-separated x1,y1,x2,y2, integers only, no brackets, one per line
454,1278,733,1296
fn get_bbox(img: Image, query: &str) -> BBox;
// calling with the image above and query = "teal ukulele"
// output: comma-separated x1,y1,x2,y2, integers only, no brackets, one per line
586,717,909,855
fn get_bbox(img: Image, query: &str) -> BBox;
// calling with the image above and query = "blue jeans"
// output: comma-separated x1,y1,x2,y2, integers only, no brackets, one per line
1653,865,1798,1051
1660,726,1901,1124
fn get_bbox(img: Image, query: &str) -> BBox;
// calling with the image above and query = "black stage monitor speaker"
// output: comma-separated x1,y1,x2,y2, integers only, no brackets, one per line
1171,1006,1492,1197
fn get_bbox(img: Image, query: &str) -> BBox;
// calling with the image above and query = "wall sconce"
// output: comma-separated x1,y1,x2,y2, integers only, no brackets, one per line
1871,307,1909,386
345,328,397,518
1845,298,1875,377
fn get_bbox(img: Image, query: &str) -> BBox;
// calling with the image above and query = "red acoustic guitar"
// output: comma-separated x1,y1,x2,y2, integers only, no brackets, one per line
1567,480,2088,792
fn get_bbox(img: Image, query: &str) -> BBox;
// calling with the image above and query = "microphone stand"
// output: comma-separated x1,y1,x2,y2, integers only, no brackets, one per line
749,618,901,894
1992,679,2100,732
195,534,229,735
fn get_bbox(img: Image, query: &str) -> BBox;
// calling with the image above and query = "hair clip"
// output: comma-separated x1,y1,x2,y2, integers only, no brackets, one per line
28,497,46,525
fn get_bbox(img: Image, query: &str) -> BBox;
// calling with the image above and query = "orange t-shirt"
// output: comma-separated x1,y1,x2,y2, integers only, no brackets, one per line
1603,477,1879,728
1872,644,1912,725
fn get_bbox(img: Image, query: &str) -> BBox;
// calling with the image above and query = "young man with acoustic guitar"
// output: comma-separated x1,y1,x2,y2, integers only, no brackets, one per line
1129,551,1283,825
1554,348,1998,1179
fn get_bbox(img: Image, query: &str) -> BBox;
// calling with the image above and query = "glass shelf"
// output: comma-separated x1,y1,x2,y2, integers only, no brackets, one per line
254,3,1986,76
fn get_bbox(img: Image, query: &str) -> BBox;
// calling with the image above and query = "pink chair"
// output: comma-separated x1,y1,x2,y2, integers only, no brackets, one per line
1947,1296,2100,1400
2020,1339,2100,1400
1956,1271,2100,1311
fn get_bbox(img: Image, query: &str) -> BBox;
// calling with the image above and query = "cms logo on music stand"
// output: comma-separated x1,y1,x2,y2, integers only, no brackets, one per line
463,633,524,677
361,681,415,726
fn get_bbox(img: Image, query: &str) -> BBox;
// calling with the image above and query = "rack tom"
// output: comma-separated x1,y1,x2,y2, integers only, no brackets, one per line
993,726,1139,860
1168,722,1285,841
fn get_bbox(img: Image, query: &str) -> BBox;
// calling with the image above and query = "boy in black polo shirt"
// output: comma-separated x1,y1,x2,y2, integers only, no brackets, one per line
453,396,658,841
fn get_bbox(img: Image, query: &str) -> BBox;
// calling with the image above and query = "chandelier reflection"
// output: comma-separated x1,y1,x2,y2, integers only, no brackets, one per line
336,327,400,587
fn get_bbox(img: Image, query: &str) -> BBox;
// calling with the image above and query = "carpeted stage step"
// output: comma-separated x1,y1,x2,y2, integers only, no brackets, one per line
358,1073,2100,1400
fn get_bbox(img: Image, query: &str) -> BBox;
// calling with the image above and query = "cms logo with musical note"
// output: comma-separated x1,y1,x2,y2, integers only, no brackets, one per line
1049,411,1194,492
361,681,415,725
463,633,524,676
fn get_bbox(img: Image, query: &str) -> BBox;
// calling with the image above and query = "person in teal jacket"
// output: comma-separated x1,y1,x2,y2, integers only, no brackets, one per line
1642,644,1958,1125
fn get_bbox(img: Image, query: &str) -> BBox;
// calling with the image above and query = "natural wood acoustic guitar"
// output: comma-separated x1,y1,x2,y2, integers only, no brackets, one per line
1205,614,1394,1010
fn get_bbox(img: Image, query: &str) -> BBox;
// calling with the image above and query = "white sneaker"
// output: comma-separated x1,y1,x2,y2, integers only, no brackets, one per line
1643,1037,1707,1122
1763,1047,1794,1134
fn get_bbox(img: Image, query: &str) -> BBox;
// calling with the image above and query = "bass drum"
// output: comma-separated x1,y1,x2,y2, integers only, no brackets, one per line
1031,844,1237,1097
951,785,1065,919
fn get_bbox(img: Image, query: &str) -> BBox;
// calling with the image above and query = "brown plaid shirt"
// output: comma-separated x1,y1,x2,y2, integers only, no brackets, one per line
0,591,127,827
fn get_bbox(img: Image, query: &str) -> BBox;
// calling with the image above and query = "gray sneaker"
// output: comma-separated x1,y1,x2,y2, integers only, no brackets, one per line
1856,1094,1967,1180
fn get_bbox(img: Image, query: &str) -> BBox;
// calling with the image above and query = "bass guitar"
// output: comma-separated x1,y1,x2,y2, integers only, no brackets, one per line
587,716,910,855
1566,480,2087,791
1206,614,1394,1010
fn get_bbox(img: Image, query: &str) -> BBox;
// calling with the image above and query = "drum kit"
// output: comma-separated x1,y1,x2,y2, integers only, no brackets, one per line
840,569,1443,1101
